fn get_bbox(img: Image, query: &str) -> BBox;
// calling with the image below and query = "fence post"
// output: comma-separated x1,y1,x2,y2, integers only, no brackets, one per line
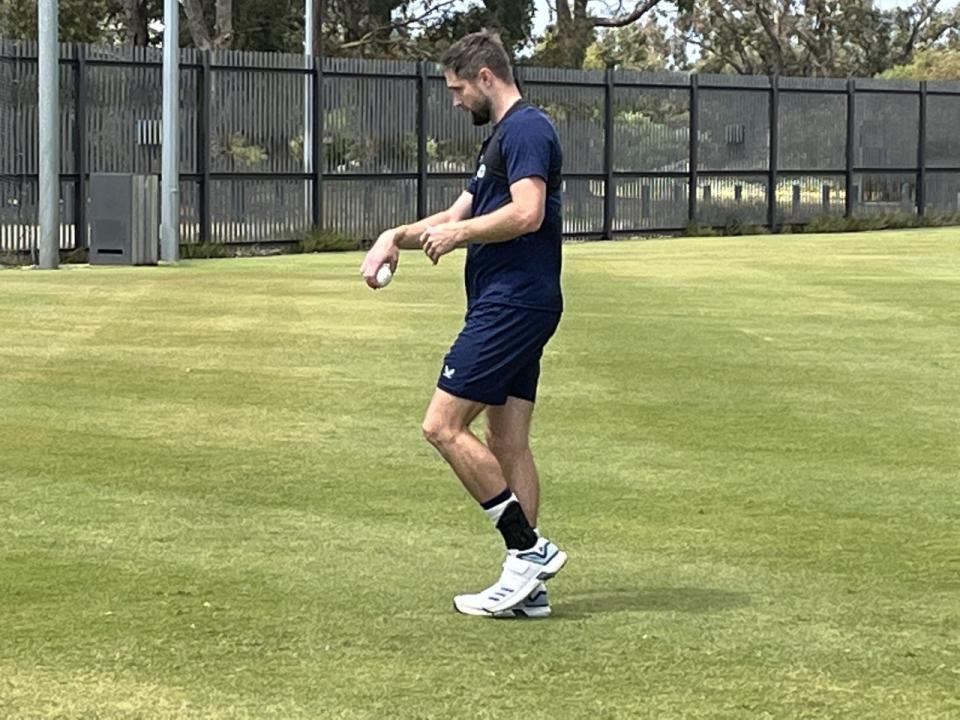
917,80,927,217
198,50,211,244
603,66,615,239
689,74,700,226
768,74,779,231
416,60,428,220
313,56,324,228
845,77,856,218
74,43,87,249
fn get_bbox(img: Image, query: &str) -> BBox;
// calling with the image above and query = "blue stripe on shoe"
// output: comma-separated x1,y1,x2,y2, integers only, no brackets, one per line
518,549,557,565
517,543,556,562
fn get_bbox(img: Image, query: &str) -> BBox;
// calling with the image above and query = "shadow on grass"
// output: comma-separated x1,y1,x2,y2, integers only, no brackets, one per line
554,587,751,620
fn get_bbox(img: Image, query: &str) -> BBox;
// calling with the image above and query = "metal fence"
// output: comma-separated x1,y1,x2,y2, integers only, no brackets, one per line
2,39,960,253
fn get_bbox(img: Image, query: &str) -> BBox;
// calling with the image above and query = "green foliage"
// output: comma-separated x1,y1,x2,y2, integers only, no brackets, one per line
685,222,720,237
683,212,960,238
614,107,690,172
225,134,269,167
676,0,960,77
0,251,20,267
322,107,419,172
0,0,123,42
531,23,596,69
583,13,678,71
883,49,960,80
63,247,89,264
288,134,304,161
422,0,536,59
801,212,960,234
181,242,230,259
0,0,534,58
723,220,767,237
229,0,303,52
299,228,360,253
685,220,767,237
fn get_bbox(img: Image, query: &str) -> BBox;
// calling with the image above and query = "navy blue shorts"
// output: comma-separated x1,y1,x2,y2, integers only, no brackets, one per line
437,304,561,406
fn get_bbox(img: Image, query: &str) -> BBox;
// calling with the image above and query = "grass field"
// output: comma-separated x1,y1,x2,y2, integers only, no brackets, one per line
1,229,958,719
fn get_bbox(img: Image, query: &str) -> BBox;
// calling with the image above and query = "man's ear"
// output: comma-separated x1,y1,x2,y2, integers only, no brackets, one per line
477,67,493,86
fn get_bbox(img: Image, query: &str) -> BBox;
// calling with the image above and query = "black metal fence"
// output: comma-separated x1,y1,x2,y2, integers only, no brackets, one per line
2,39,960,253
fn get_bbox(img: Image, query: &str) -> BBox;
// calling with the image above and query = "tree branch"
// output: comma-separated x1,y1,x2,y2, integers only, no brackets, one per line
180,0,213,50
336,0,460,51
590,0,661,28
213,0,233,49
753,3,784,72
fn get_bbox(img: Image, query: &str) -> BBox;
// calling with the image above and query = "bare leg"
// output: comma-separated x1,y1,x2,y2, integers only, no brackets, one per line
485,397,540,526
421,388,508,503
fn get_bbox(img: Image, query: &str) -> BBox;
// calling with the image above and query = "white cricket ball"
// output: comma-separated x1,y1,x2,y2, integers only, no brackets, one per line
375,264,393,288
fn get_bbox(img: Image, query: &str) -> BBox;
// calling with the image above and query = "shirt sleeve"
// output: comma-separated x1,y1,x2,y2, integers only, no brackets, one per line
500,119,554,186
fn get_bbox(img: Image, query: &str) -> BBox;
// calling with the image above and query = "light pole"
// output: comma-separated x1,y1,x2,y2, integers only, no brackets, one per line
37,0,59,269
160,0,180,262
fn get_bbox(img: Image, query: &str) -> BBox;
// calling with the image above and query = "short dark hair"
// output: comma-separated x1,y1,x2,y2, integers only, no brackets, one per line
440,30,514,84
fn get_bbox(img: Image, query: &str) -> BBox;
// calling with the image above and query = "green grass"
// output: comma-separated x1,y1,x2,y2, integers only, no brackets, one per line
1,229,958,719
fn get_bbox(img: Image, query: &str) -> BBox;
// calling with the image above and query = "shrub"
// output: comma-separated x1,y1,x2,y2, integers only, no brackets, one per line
299,228,360,253
181,243,230,259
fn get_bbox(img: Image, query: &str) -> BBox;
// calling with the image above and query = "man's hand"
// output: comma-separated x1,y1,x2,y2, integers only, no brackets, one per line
420,223,465,265
360,228,400,289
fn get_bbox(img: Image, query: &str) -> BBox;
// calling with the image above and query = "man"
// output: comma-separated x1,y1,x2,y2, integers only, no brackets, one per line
360,30,566,618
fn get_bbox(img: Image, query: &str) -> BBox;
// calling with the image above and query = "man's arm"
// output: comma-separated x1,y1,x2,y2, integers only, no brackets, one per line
392,191,474,249
420,177,546,263
360,190,473,288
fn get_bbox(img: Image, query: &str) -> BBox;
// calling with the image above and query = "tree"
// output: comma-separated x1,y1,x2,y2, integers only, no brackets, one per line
883,48,960,80
181,0,234,50
533,0,694,68
582,9,684,70
676,0,960,77
423,0,537,58
0,0,503,57
124,0,150,45
0,0,125,43
300,0,537,60
122,0,167,46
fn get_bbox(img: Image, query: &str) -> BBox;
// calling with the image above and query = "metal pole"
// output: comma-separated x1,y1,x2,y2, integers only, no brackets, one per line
917,81,927,217
304,0,314,226
768,74,779,231
37,0,60,269
160,0,180,262
312,56,323,228
416,60,428,220
602,67,615,240
74,43,88,250
689,74,700,227
845,78,856,219
198,51,211,244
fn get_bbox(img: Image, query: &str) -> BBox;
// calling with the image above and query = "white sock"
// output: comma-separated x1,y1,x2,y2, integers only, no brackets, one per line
482,490,518,526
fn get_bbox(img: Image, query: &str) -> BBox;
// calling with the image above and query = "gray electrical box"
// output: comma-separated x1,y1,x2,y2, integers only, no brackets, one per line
88,174,159,265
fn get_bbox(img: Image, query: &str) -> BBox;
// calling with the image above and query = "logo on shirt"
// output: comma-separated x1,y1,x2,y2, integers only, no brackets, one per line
476,164,486,180
443,365,457,379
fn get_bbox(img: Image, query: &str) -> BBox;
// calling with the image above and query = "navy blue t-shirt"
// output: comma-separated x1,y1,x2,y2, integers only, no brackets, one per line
465,101,563,313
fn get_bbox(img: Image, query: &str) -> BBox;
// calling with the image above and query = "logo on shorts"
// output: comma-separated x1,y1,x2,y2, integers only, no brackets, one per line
443,365,457,379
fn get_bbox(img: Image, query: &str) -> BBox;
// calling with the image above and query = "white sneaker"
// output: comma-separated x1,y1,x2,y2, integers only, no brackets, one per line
491,583,551,619
453,538,567,616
